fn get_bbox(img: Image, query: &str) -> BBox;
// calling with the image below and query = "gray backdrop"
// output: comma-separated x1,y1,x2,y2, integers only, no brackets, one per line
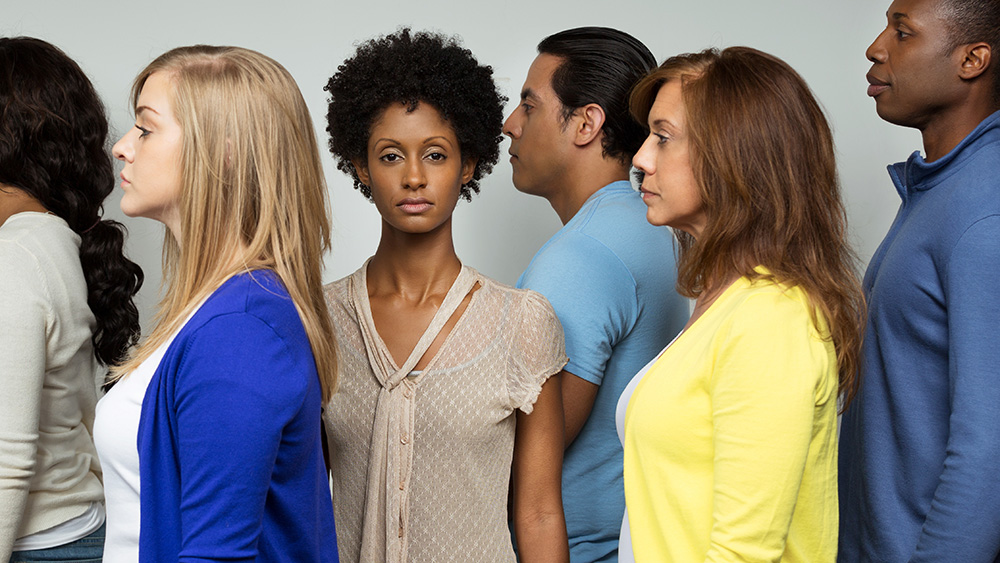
3,0,917,329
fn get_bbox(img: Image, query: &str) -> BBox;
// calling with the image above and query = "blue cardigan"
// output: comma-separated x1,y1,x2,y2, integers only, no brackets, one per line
839,111,1000,562
137,271,338,562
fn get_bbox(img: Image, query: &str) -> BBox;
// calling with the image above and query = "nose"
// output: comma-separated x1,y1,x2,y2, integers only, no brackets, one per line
112,128,134,163
403,158,426,190
866,28,889,64
503,108,521,139
632,134,656,177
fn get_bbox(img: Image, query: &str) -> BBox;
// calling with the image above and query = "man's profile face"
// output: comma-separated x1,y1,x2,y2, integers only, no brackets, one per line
503,53,575,197
865,0,964,129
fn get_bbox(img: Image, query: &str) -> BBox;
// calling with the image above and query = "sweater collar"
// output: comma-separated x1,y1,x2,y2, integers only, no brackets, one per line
888,109,1000,198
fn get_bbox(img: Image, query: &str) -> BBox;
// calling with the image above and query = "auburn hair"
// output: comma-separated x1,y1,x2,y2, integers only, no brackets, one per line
109,46,338,401
631,47,865,409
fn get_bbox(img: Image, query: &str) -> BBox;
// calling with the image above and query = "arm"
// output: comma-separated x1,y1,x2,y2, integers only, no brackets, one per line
562,371,598,445
513,373,570,563
518,234,637,447
170,314,307,562
911,216,1000,562
0,251,46,559
705,292,831,562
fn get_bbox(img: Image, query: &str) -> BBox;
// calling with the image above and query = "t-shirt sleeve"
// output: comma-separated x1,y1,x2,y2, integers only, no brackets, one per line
705,290,835,562
518,233,637,385
168,313,311,561
0,245,48,558
911,214,1000,561
507,290,568,414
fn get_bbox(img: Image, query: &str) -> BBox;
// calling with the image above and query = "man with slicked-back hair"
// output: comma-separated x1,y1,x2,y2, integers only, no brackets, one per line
839,0,1000,561
504,27,689,562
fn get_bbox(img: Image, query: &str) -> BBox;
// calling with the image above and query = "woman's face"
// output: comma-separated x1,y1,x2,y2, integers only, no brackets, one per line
112,71,184,240
632,80,706,239
355,102,474,236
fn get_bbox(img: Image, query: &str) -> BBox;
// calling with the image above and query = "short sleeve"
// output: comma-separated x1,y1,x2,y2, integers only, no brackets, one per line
507,290,568,414
518,233,637,385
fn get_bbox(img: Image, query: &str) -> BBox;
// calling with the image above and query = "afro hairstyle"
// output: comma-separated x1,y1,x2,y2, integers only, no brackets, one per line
324,28,506,201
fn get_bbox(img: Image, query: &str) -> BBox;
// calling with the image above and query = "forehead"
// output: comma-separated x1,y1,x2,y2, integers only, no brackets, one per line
887,0,946,23
136,71,175,114
648,80,686,123
522,53,563,100
369,102,458,142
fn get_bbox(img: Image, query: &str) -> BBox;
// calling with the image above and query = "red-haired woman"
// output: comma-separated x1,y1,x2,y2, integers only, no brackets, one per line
616,47,863,562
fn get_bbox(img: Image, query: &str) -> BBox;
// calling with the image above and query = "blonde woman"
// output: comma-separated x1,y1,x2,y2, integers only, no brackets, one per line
92,46,338,562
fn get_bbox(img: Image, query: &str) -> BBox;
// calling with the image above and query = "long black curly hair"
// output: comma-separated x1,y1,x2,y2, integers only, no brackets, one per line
325,28,506,201
0,36,143,367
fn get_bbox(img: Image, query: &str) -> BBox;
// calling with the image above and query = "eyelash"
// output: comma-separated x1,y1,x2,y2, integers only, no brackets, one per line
135,125,151,138
655,133,670,144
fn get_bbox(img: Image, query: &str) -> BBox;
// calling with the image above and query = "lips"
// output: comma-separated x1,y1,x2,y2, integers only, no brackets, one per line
638,186,658,203
866,73,890,97
398,198,432,214
119,172,131,187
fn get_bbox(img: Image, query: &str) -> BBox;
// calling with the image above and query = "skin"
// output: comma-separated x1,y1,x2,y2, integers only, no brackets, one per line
504,53,631,444
356,101,569,562
112,71,184,241
633,81,734,330
0,185,47,227
866,0,996,161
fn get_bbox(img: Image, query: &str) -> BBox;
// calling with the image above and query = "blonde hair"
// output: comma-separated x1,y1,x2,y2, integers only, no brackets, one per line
110,46,338,401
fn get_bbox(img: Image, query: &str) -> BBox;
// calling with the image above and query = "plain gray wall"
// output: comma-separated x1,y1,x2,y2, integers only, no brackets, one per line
3,0,919,330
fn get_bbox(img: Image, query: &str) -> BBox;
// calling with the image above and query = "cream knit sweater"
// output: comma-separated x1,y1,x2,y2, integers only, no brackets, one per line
0,212,104,558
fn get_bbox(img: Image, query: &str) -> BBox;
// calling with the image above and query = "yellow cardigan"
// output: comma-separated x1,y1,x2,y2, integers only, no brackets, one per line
623,274,838,562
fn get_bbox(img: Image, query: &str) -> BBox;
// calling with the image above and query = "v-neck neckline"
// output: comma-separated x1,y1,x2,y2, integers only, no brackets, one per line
355,258,479,379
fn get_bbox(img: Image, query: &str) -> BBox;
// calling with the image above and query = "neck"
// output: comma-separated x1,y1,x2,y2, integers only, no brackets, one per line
548,157,630,224
367,219,462,300
0,184,48,227
920,99,999,162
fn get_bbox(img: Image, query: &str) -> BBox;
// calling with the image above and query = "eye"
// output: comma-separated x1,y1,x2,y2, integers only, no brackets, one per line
655,133,670,145
426,151,447,162
379,153,401,163
135,125,151,138
521,103,533,114
895,27,910,39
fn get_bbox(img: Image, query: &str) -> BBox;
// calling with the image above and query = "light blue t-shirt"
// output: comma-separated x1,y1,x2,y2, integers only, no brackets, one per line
517,181,689,563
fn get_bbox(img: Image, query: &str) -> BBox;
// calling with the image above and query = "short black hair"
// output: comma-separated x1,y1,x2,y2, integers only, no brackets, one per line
0,36,143,367
537,27,656,162
324,28,506,201
940,0,1000,103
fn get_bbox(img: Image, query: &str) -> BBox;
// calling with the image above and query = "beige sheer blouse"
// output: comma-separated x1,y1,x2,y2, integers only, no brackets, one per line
323,262,567,563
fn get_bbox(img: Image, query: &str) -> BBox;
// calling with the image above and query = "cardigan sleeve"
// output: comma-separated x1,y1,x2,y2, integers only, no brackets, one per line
0,245,48,559
912,215,1000,562
168,312,309,562
704,290,833,562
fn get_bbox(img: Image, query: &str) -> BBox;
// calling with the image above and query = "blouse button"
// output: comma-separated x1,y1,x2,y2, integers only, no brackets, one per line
401,434,410,445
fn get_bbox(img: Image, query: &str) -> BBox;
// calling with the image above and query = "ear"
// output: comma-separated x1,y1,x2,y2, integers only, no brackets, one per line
461,157,477,185
351,158,371,186
571,103,606,148
958,42,991,80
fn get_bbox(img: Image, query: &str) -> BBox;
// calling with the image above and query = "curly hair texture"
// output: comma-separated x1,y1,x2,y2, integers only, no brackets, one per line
0,37,143,367
325,28,506,201
630,47,865,410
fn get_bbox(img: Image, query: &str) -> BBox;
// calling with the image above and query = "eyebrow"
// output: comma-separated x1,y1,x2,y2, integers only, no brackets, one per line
650,118,678,130
135,105,160,116
889,10,908,20
372,136,455,146
520,87,538,102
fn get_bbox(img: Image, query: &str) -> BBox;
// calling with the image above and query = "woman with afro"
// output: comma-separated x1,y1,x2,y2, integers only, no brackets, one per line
323,29,570,562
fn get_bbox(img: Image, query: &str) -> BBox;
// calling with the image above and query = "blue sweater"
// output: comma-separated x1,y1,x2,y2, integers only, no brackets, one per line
839,111,1000,563
137,271,338,562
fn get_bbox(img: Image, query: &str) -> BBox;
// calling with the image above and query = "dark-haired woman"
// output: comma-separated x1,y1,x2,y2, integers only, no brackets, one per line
0,37,142,562
323,29,569,563
616,47,864,562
